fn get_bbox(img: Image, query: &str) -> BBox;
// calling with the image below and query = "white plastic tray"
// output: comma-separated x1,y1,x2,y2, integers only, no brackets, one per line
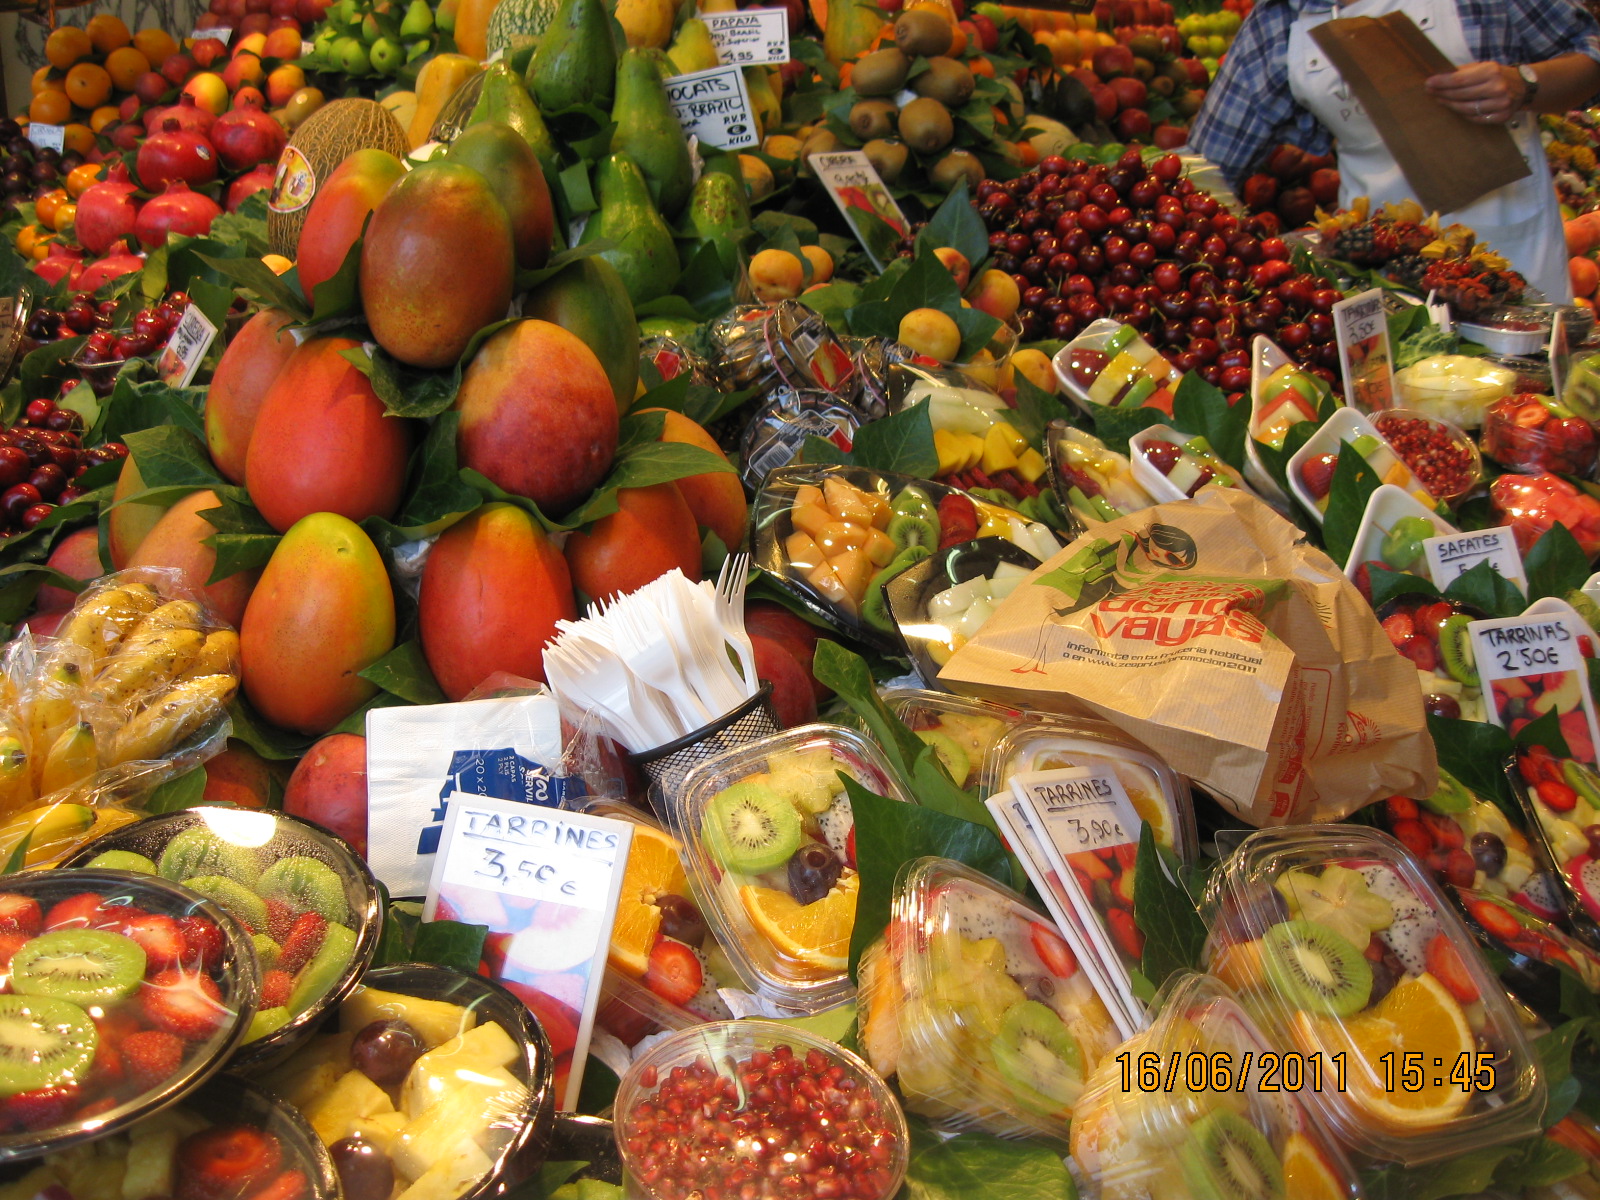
1050,318,1176,417
1285,406,1432,524
1342,484,1457,579
1129,423,1255,503
1244,335,1329,505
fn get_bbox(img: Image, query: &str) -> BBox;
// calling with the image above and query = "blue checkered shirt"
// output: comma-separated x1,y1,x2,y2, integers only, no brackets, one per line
1187,0,1600,187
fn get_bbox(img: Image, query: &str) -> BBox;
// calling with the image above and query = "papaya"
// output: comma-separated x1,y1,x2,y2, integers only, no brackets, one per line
204,308,299,486
581,152,679,306
453,0,499,60
106,452,179,569
610,49,693,221
240,513,396,736
680,167,750,266
823,0,884,65
295,149,406,307
407,53,480,149
446,121,554,270
520,251,639,415
360,160,515,369
744,66,780,139
666,17,719,74
418,503,577,700
127,489,260,629
638,408,747,550
468,62,561,194
245,336,413,533
527,0,616,115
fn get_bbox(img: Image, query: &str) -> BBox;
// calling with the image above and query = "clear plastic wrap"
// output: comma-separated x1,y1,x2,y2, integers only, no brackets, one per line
1489,472,1600,558
1046,421,1157,527
1483,393,1600,477
884,538,1043,684
1051,320,1179,416
1393,354,1516,429
1507,746,1600,945
881,689,1025,791
1370,410,1483,505
1452,885,1600,1017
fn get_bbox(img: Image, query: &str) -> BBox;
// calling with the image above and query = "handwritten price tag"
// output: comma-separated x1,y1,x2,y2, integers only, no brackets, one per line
1423,528,1526,591
192,25,231,43
432,800,630,911
702,10,790,65
26,125,64,154
665,66,758,150
1010,767,1139,855
1469,601,1600,764
1333,288,1394,411
157,304,218,388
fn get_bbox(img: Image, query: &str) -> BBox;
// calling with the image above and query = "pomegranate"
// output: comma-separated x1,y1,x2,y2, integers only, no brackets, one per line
32,244,84,289
75,241,145,293
137,119,218,190
110,122,142,153
134,181,223,248
144,93,215,138
225,163,276,212
74,163,140,255
210,98,286,173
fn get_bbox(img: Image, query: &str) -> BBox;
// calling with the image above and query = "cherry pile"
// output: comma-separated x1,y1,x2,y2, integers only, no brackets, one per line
0,121,82,217
27,292,192,366
973,151,1344,391
0,398,128,533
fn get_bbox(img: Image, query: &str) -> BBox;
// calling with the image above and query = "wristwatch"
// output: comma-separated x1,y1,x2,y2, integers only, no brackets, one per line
1517,63,1541,110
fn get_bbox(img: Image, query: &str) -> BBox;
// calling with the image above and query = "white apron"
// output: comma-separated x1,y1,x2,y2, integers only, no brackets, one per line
1287,0,1572,302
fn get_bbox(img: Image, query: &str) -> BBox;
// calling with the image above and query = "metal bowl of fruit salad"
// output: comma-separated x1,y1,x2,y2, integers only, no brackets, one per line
253,962,556,1200
0,867,259,1162
1203,825,1546,1165
63,806,382,1071
0,1072,339,1200
884,538,1041,681
614,1019,908,1200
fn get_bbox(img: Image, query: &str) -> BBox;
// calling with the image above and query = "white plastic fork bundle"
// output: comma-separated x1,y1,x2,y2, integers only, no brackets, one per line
542,555,759,754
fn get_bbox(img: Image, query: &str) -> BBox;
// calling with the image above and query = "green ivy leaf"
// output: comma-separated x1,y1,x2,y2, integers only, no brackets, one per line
1365,563,1442,610
410,918,488,975
1321,443,1380,566
358,640,446,705
1526,523,1592,603
847,400,939,478
902,1118,1077,1200
1134,824,1206,992
122,425,222,491
197,489,281,584
1010,372,1075,454
196,252,309,321
674,239,737,322
563,440,737,528
1362,1148,1513,1200
1170,371,1248,471
1426,715,1517,820
1441,558,1524,618
394,411,483,535
916,180,990,275
146,768,209,814
1085,400,1165,456
91,372,206,445
1514,707,1571,759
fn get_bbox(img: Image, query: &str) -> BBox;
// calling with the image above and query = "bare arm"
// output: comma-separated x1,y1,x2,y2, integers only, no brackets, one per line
1425,53,1600,124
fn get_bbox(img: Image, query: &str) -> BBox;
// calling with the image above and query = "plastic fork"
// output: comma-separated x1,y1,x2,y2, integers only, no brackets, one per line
541,635,651,750
716,553,757,692
611,600,717,729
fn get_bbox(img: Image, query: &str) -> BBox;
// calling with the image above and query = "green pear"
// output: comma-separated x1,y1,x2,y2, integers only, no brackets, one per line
581,152,680,305
399,0,434,37
369,36,403,73
609,49,692,220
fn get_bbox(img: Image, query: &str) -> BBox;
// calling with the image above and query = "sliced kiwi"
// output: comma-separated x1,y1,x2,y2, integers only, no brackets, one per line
258,857,349,924
252,934,282,971
917,731,970,785
1438,615,1479,687
158,827,261,886
187,875,269,933
246,1006,293,1043
86,850,158,874
988,999,1084,1115
1421,769,1473,815
702,781,803,875
11,930,146,1007
1179,1109,1285,1200
886,512,938,551
0,994,97,1097
862,544,930,633
288,921,357,1014
1261,919,1371,1017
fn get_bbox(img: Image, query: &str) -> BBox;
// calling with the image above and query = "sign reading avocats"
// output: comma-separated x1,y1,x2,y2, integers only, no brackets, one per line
664,65,759,150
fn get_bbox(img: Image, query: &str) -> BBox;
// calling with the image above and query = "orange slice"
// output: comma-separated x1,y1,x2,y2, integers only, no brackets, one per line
1281,1132,1346,1200
1127,785,1172,847
608,824,688,978
740,872,859,970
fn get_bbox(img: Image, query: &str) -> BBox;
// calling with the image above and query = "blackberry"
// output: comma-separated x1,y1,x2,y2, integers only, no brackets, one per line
1331,223,1376,264
1388,254,1426,288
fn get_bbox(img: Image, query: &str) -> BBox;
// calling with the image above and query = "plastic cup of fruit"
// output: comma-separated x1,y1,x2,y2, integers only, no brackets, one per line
671,724,915,1013
1508,747,1600,935
1393,354,1516,430
857,858,1123,1142
0,866,260,1162
926,313,1020,392
62,806,382,1071
1128,425,1251,502
1201,825,1545,1165
1051,319,1178,416
1370,409,1483,506
1047,422,1157,524
1489,472,1600,558
1481,393,1599,478
882,688,1023,790
1070,972,1361,1200
255,961,557,1200
614,1019,908,1200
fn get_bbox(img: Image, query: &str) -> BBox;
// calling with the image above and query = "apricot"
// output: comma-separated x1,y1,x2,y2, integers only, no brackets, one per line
897,306,961,361
1011,348,1057,394
637,408,747,551
749,248,805,302
968,268,1021,322
933,245,971,290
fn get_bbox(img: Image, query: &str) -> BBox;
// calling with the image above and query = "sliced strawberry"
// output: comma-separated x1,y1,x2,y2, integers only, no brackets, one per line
43,892,104,930
259,970,293,1010
1536,779,1579,813
176,1125,284,1200
0,930,30,975
1112,843,1138,871
1388,818,1433,859
1419,812,1465,851
845,826,856,869
264,899,294,944
1107,907,1145,961
5,1083,80,1130
1425,931,1479,1004
142,968,227,1041
1465,895,1523,942
91,904,142,931
1385,796,1419,821
84,1040,123,1094
118,912,185,972
276,912,327,977
1111,869,1136,907
0,895,41,937
122,1029,184,1091
643,940,702,1007
1397,635,1438,672
1364,935,1386,961
178,916,225,970
243,1170,307,1200
1029,922,1077,979
1380,611,1415,646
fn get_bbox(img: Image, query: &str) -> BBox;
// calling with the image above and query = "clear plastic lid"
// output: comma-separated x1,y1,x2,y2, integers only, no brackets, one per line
1071,971,1363,1200
1488,472,1600,558
860,857,1122,1142
1453,884,1600,1002
882,688,1026,791
1507,747,1600,938
1393,354,1516,429
63,806,382,1069
0,866,259,1161
1046,421,1158,527
614,1019,908,1200
1202,825,1546,1165
1482,393,1599,478
256,961,556,1200
671,724,913,1012
1369,409,1483,507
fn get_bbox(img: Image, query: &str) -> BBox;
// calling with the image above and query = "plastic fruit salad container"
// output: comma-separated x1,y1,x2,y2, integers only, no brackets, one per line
1052,319,1179,415
1047,421,1157,525
1202,826,1545,1165
857,857,1123,1142
671,725,914,1013
1070,972,1361,1200
1508,746,1600,934
255,962,556,1200
614,1019,908,1200
4,1071,339,1200
883,689,1023,791
63,806,382,1068
0,867,258,1161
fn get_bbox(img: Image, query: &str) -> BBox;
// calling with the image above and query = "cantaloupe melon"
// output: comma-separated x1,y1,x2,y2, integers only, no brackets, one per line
486,0,560,50
266,99,409,258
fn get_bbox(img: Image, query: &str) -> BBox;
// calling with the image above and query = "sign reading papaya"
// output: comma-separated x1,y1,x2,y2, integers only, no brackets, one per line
664,65,758,150
701,9,790,65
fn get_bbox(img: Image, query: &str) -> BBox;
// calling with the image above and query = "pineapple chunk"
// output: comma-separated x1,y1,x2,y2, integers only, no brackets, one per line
960,432,986,472
403,1052,523,1120
1015,447,1048,484
122,1127,181,1200
981,424,1020,474
933,428,966,476
789,502,833,538
63,1153,123,1200
989,421,1028,455
350,1111,410,1157
395,1072,527,1175
261,1030,357,1114
395,1141,494,1200
426,1021,520,1074
304,1069,395,1146
340,990,472,1050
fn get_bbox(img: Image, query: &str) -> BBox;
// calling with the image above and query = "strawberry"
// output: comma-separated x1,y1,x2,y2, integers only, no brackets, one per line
84,1041,123,1094
5,1084,80,1130
643,940,702,1007
1396,635,1438,672
243,1170,307,1200
276,912,326,977
1537,778,1579,813
1424,931,1479,1004
1112,843,1138,871
1466,896,1524,943
178,916,225,970
845,826,855,869
1029,922,1077,979
1380,611,1415,646
1351,561,1376,603
122,1030,183,1090
43,892,104,930
259,970,293,1010
0,895,41,937
1107,908,1144,961
1419,812,1465,851
91,904,142,931
142,969,227,1041
1385,796,1419,821
264,899,294,944
176,1125,284,1200
0,930,30,973
118,912,185,972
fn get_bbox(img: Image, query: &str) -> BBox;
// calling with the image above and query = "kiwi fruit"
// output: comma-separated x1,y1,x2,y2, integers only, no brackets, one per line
248,1006,293,1042
886,512,939,550
1422,769,1473,815
1179,1109,1285,1200
0,995,97,1096
158,827,261,886
702,781,803,874
862,545,931,632
930,149,983,192
849,99,898,142
258,857,349,925
186,876,269,933
862,138,909,183
988,999,1084,1115
912,57,975,108
253,933,282,970
799,128,841,177
917,731,970,785
851,47,911,97
86,850,158,874
897,97,954,155
12,929,146,1007
1437,614,1478,686
893,8,953,57
287,921,357,1014
1261,918,1372,1017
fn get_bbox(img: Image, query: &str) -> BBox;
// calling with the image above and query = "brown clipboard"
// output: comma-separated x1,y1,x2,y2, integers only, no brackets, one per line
1310,12,1530,214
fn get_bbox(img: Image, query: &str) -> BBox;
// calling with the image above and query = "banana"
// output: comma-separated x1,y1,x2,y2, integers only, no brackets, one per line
0,734,29,818
91,627,205,709
56,583,163,661
22,658,84,778
38,722,98,797
186,630,241,681
0,801,95,867
107,674,238,765
120,600,204,651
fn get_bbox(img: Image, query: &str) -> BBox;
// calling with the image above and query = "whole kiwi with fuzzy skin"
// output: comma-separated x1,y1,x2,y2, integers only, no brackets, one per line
913,56,975,107
930,149,983,191
897,97,954,155
851,47,912,97
863,138,909,183
850,99,898,142
893,8,954,57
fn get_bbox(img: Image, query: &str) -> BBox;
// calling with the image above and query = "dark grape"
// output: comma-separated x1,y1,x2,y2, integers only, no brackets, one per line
349,1019,425,1087
786,844,842,906
656,894,706,948
1470,832,1507,877
330,1138,394,1200
1586,825,1600,860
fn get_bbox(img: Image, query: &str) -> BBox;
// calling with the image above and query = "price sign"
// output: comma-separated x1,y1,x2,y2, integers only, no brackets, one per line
809,150,908,270
1469,602,1600,764
664,66,758,150
26,124,64,154
1333,288,1395,411
1011,768,1139,855
192,25,231,42
156,304,219,388
1423,528,1526,591
701,9,790,65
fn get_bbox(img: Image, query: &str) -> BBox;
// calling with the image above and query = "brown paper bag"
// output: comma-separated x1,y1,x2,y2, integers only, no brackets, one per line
1310,13,1529,215
938,489,1436,825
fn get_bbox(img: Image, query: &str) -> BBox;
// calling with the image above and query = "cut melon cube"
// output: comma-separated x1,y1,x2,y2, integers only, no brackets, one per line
304,1069,395,1145
823,476,872,524
981,424,1021,473
395,1141,494,1200
1088,353,1140,407
828,548,874,603
815,520,868,555
792,484,824,509
1383,462,1411,487
863,527,897,567
804,560,856,614
341,989,473,1050
789,503,833,538
989,421,1028,455
785,531,824,571
1166,457,1203,494
1015,447,1048,484
122,1126,180,1200
861,489,891,529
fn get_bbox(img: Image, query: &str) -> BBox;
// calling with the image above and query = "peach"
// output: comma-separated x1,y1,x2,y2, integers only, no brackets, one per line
261,26,302,60
283,732,368,857
749,248,805,302
800,244,834,284
639,408,747,551
1011,348,1056,393
202,741,280,809
233,31,269,56
220,54,264,93
897,306,961,361
265,63,304,107
181,71,229,114
969,268,1020,322
933,246,971,290
744,600,834,704
37,526,103,611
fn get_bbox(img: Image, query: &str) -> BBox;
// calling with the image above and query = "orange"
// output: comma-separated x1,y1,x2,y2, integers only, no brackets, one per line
105,45,150,92
1281,1133,1345,1200
14,225,40,255
29,90,70,127
62,125,94,156
34,189,69,227
608,824,688,978
45,26,93,70
133,28,179,67
740,871,859,970
89,106,121,134
30,237,56,261
65,162,103,197
50,203,76,234
65,62,112,110
31,66,61,97
86,13,132,52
